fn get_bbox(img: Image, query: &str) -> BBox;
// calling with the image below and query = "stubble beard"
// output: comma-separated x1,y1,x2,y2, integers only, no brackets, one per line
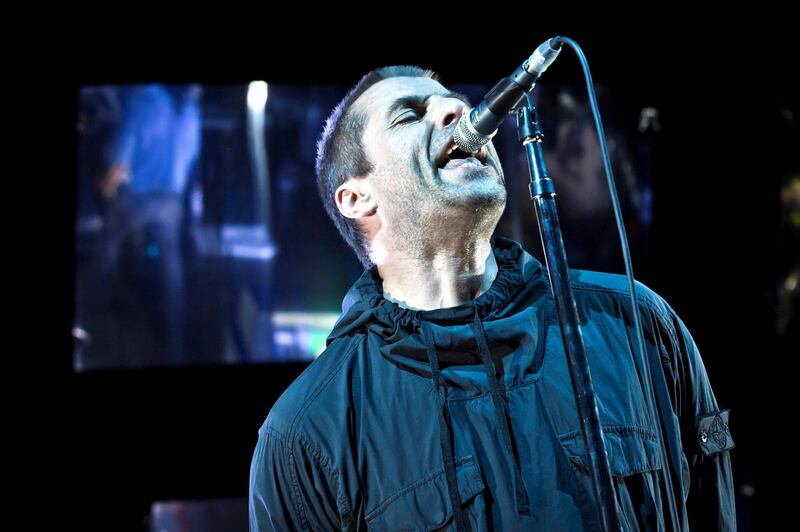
383,165,507,258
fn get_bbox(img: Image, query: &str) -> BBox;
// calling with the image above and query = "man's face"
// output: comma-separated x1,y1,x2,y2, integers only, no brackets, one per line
353,76,506,229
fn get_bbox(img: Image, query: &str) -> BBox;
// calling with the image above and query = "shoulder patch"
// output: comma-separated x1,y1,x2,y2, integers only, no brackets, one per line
696,409,735,456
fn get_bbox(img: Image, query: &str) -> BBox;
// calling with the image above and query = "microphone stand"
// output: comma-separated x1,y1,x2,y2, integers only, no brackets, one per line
516,97,622,532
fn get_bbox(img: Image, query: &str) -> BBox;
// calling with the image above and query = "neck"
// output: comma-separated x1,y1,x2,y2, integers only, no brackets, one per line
375,236,498,311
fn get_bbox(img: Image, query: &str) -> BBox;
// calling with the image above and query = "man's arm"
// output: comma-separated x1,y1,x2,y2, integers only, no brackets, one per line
662,305,737,531
249,426,345,531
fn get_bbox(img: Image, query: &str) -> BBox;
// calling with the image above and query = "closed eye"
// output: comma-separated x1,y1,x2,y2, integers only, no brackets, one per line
386,91,469,129
391,106,426,126
393,113,415,125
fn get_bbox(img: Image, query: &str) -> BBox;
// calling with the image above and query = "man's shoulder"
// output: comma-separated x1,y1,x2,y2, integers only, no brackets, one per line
566,268,674,320
258,335,362,441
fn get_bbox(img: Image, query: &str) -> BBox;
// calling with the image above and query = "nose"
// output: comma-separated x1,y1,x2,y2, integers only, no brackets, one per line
430,95,468,130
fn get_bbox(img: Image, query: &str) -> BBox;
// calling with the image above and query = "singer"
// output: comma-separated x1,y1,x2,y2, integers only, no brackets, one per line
249,66,736,531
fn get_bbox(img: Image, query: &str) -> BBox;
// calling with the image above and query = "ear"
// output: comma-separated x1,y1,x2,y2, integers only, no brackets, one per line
335,177,378,219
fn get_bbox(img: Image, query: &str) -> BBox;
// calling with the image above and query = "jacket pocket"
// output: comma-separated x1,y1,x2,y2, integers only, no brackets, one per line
364,455,487,531
558,425,662,477
559,425,665,531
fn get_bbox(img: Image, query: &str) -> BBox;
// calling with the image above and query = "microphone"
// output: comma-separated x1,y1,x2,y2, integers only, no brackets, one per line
453,37,563,153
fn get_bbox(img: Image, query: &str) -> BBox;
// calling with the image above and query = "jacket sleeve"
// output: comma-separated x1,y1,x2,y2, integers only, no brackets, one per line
663,307,737,531
249,426,344,531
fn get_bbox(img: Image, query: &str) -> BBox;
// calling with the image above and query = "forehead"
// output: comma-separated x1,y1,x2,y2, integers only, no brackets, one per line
354,76,451,118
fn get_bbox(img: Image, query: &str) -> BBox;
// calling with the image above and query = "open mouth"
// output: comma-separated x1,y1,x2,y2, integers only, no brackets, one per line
435,139,488,170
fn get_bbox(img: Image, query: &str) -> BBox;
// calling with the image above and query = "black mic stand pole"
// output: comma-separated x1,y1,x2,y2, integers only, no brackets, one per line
517,96,622,532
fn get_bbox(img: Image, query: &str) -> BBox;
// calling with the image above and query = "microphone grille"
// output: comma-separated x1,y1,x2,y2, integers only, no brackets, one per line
454,114,492,153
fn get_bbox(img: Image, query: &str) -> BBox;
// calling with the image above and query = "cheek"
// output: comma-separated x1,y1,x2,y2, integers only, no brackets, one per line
375,165,427,205
370,136,434,195
378,147,428,182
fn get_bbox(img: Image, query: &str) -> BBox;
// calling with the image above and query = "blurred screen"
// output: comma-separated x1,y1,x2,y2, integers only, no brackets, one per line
149,498,247,532
73,82,653,371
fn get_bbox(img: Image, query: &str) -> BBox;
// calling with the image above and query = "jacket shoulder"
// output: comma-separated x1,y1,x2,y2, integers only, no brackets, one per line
568,268,674,319
259,335,362,441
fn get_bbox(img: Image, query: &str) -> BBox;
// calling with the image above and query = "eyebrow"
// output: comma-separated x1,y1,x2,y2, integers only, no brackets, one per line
385,90,471,124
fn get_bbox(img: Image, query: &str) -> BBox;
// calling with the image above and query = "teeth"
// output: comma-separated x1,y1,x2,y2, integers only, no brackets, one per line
442,144,483,163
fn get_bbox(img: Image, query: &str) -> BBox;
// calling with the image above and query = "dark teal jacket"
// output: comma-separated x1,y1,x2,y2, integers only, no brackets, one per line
249,236,736,530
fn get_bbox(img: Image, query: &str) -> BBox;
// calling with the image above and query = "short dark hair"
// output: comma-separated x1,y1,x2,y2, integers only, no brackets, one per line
315,65,438,269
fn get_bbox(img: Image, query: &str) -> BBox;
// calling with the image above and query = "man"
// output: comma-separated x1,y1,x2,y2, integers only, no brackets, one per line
94,84,202,366
249,67,736,531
